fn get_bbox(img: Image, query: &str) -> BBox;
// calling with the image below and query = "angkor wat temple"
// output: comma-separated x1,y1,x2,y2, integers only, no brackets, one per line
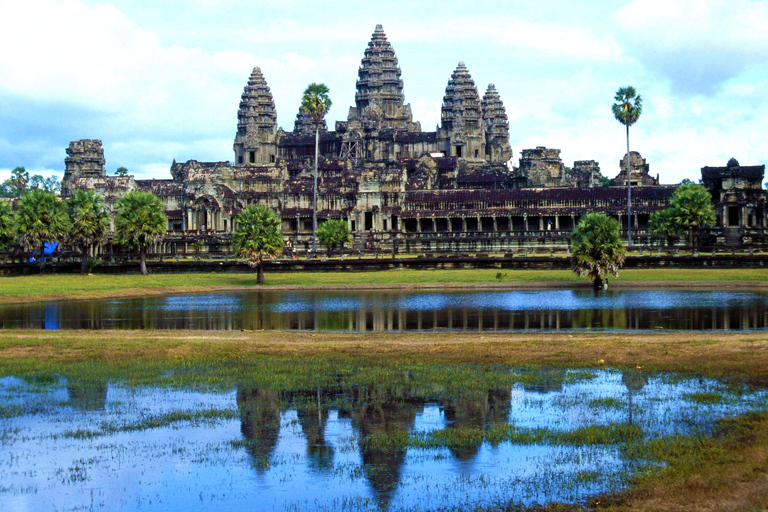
61,25,767,253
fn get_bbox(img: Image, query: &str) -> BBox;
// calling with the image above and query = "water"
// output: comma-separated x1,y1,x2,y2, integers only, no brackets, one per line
2,289,768,331
1,368,766,512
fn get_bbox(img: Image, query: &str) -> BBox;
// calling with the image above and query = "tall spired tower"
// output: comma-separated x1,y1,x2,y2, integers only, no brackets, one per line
344,24,420,133
481,84,512,163
438,62,485,160
233,67,278,166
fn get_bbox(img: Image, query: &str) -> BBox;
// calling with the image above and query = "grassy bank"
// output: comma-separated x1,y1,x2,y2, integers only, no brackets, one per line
2,330,767,382
1,267,768,304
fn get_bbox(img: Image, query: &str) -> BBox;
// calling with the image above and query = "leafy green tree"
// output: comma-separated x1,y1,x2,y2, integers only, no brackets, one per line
612,86,642,247
649,208,683,247
301,83,332,255
670,184,716,247
114,191,167,275
26,174,60,193
316,219,352,255
15,189,71,274
232,205,283,284
679,178,696,186
115,167,129,177
570,212,626,290
2,167,30,198
67,189,110,274
0,200,16,250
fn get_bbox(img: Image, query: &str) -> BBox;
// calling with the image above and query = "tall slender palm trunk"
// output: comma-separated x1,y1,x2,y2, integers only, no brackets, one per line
312,124,319,255
626,125,632,248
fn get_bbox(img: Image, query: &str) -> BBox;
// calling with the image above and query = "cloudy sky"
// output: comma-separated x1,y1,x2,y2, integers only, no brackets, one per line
1,0,767,185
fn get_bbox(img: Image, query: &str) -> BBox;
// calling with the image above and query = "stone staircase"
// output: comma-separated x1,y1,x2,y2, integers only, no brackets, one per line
724,228,742,247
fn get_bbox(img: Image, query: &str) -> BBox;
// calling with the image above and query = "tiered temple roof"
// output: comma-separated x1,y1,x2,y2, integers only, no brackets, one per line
293,107,327,135
440,62,482,133
481,84,512,162
347,24,416,131
236,67,277,137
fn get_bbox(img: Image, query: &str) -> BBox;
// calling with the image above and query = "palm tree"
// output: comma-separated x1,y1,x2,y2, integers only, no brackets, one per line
649,208,683,248
0,200,16,250
114,191,167,275
570,212,626,290
612,86,642,247
316,219,352,256
67,189,110,274
232,205,283,284
301,83,332,256
670,184,716,247
15,189,71,274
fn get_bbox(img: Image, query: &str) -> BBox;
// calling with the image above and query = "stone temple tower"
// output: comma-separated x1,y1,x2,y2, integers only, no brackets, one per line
438,62,486,161
233,67,278,166
61,139,106,197
481,84,512,163
345,24,420,133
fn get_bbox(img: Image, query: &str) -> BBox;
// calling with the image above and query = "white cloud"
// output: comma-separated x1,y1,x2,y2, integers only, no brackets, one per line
612,0,768,95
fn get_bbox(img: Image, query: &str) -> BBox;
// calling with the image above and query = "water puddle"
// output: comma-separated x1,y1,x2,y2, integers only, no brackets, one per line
1,367,766,511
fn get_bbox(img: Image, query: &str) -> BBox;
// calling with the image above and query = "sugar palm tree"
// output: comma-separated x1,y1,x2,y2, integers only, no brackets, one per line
670,184,716,247
114,191,167,275
0,200,16,250
612,86,642,247
15,189,71,274
301,83,332,255
232,205,283,284
316,219,352,256
67,189,110,274
571,212,626,290
649,208,683,248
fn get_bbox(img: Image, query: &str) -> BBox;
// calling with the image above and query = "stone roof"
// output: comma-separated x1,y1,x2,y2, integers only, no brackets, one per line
293,107,327,135
440,62,482,132
235,67,277,138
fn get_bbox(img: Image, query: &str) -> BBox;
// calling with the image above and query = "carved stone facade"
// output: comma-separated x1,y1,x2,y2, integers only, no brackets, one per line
702,158,767,229
63,24,768,251
612,151,659,187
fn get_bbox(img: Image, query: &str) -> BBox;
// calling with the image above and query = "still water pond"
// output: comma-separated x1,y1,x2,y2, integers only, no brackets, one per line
1,367,766,511
3,289,768,331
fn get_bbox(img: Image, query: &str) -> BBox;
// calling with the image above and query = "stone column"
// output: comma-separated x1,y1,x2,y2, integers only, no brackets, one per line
493,217,498,231
524,214,529,231
555,216,560,230
462,216,467,232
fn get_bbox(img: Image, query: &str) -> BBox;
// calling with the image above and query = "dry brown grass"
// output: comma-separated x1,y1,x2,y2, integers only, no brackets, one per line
2,330,768,381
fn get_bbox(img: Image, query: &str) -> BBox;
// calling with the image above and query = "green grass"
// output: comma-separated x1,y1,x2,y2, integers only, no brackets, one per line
1,268,767,303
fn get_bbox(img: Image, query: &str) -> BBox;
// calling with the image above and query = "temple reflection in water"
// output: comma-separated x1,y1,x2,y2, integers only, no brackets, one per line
2,289,768,331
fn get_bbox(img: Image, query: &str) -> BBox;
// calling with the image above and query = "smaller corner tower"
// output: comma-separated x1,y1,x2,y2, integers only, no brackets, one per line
233,67,279,166
438,62,485,161
481,84,512,163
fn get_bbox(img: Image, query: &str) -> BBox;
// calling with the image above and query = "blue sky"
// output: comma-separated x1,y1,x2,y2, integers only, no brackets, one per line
1,0,767,185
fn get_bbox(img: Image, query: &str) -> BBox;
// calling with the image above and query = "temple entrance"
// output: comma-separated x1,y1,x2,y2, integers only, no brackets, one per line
728,206,740,227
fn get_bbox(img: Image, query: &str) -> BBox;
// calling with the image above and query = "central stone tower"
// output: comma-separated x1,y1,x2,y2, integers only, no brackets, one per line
344,24,420,133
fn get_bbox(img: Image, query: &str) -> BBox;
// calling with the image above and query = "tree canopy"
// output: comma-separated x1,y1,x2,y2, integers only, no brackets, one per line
301,83,332,125
232,205,283,284
316,219,352,255
67,189,110,274
570,212,626,290
612,86,642,128
0,200,16,250
670,184,716,246
114,191,167,275
649,208,684,247
115,167,128,177
15,189,70,274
